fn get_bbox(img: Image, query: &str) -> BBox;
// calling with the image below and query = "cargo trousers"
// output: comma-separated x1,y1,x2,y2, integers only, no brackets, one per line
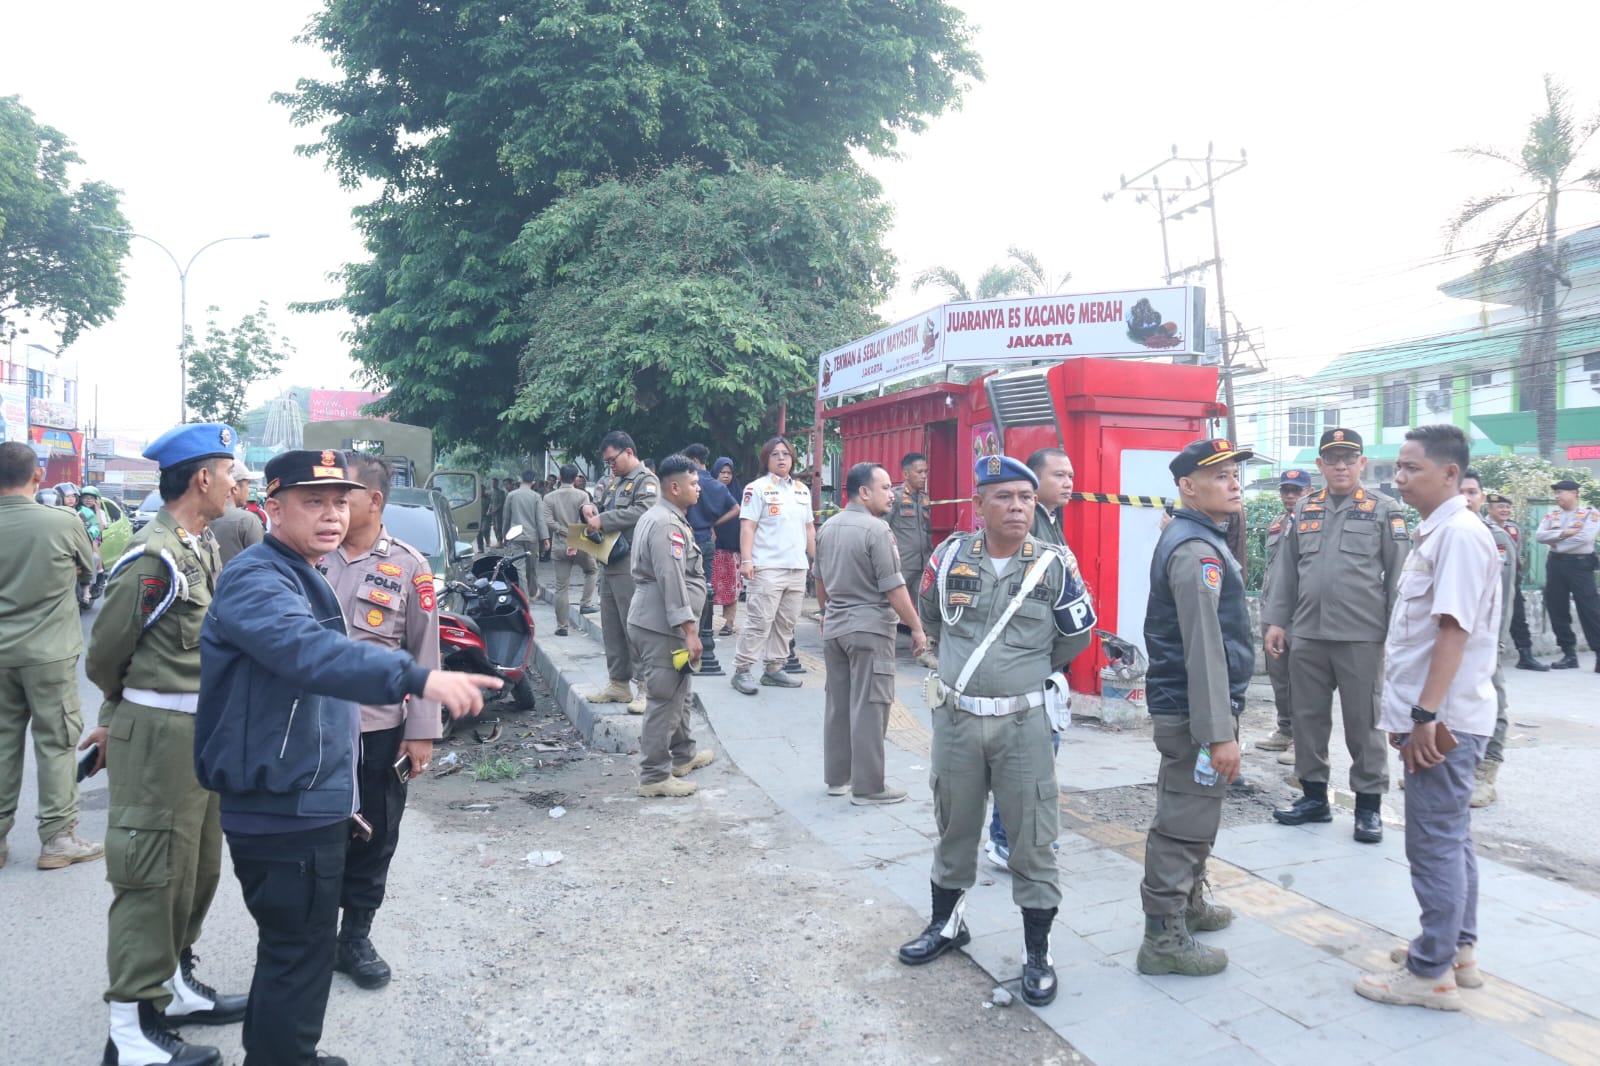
103,700,222,1006
599,564,639,683
1141,713,1231,915
631,625,698,785
822,630,896,796
0,656,83,844
929,700,1061,910
1290,638,1390,794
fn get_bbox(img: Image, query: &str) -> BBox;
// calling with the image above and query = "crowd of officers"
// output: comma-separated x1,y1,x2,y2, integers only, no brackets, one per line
2,413,1596,1053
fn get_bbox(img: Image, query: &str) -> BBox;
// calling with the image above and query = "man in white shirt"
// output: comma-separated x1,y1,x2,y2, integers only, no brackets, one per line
1355,425,1500,1013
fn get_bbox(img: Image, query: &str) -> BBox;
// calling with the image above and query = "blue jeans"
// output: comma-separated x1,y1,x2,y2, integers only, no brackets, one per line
989,729,1062,849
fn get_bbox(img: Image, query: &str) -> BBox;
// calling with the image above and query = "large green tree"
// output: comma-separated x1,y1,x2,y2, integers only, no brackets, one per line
185,302,294,430
509,164,891,459
1447,75,1600,459
0,96,129,347
277,0,979,452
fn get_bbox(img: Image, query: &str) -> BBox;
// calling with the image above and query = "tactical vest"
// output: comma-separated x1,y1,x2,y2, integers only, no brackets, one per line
1145,511,1253,715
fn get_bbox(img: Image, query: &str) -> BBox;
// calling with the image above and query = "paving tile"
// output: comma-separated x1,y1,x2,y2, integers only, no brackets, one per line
1063,867,1144,906
1058,999,1237,1064
1084,924,1144,960
1057,843,1141,877
1033,958,1175,1026
1338,993,1473,1050
1181,985,1280,1026
1231,934,1350,981
1369,1024,1565,1066
1237,958,1375,1027
1059,896,1144,938
1216,1005,1309,1050
1475,927,1598,973
1490,958,1600,1008
1186,1042,1277,1066
1254,1016,1397,1066
1140,956,1266,1004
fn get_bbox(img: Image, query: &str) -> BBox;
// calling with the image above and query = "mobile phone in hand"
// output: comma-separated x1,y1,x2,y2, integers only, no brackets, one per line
393,753,413,784
77,743,100,783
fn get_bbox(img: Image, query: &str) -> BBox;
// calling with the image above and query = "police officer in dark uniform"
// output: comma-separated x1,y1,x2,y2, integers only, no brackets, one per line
886,452,932,593
1255,469,1311,759
897,455,1096,1007
1536,479,1600,670
1137,439,1255,977
584,430,660,712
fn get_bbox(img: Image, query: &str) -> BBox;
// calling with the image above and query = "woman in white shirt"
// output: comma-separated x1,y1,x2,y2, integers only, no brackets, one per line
730,437,814,695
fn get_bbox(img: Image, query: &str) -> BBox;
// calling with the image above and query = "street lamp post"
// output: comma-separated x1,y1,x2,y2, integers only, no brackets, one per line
90,225,270,422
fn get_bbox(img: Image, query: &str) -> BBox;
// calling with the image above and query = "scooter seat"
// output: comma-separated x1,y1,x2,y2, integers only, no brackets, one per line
456,615,484,638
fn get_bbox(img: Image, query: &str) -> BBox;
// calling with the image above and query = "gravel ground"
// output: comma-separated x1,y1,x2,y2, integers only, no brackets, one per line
403,680,1085,1065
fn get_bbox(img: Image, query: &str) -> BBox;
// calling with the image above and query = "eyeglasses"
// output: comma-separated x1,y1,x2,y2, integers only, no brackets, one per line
1321,455,1362,468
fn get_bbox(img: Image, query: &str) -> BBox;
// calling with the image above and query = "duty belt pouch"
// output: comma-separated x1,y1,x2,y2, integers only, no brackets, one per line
1043,671,1072,732
607,533,631,564
924,673,950,709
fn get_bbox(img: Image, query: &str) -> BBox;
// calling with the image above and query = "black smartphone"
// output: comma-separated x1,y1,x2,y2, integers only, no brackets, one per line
393,753,413,784
77,744,100,783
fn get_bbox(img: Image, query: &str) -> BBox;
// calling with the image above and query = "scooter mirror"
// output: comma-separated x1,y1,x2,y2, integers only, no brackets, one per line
504,525,525,541
453,541,474,559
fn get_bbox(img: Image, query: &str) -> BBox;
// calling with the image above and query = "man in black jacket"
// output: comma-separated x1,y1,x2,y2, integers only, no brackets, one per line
195,450,496,1066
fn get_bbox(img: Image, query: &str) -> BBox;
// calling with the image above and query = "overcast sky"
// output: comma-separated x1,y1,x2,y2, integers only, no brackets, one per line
9,1,1600,443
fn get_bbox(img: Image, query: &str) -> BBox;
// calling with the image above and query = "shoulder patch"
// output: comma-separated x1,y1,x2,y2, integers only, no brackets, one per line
1200,559,1223,592
1390,516,1409,540
641,482,657,496
417,584,436,612
140,577,167,618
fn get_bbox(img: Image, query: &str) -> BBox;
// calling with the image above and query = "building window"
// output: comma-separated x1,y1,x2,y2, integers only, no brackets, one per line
1583,351,1600,374
1471,369,1493,387
1323,407,1340,429
1351,383,1371,400
1289,407,1317,448
1383,380,1411,427
26,368,45,399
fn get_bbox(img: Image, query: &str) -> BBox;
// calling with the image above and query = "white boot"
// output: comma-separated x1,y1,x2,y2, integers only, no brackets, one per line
159,950,247,1025
106,1000,221,1065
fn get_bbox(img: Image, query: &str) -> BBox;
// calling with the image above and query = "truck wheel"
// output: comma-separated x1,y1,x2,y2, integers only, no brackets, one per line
511,673,536,710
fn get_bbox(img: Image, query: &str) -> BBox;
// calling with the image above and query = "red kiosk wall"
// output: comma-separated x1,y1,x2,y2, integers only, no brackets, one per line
1051,360,1220,694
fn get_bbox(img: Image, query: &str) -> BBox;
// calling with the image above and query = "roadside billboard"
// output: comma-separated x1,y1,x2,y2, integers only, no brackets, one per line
30,397,77,430
0,383,27,443
308,389,388,422
817,312,943,400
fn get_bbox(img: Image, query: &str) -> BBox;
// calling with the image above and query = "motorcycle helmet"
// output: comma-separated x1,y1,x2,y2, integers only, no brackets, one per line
35,491,54,505
81,484,101,498
54,482,80,506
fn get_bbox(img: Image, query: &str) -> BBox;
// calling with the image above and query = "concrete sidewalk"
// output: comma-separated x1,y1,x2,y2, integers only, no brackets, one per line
531,594,1600,1065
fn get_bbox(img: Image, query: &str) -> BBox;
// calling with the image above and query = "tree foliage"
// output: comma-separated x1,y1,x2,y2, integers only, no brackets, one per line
276,0,980,453
509,164,891,460
912,245,1070,303
1446,76,1600,459
185,302,294,430
0,96,130,347
1472,453,1600,509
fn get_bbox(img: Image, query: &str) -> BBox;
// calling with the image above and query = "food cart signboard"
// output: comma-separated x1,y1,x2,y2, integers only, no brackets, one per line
940,285,1204,365
817,312,944,400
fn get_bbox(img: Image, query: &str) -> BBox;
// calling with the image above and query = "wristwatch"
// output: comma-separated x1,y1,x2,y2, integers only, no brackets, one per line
1409,705,1437,724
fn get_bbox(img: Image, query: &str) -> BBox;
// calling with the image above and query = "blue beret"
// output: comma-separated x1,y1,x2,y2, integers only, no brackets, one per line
974,453,1038,489
1279,468,1312,488
142,423,236,470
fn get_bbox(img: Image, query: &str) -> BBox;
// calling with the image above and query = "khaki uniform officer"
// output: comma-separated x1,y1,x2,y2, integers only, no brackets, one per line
627,455,713,798
83,423,246,1066
1536,478,1600,670
814,462,929,805
1460,476,1514,809
1256,468,1311,759
0,440,97,872
585,431,659,713
897,455,1096,1009
541,464,599,635
1264,427,1408,844
886,452,932,591
323,451,442,991
1136,439,1256,978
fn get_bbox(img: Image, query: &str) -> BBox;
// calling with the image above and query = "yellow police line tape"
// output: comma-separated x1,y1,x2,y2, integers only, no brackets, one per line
817,491,1175,514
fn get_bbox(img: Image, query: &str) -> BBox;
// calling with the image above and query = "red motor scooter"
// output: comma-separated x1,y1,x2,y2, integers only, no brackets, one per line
437,538,537,737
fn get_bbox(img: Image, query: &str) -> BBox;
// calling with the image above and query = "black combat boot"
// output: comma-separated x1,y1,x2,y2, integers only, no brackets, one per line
160,948,247,1025
1353,792,1383,843
1020,906,1058,1006
1273,780,1332,825
104,1001,222,1066
1551,648,1580,669
334,908,392,989
1515,648,1550,671
898,883,969,965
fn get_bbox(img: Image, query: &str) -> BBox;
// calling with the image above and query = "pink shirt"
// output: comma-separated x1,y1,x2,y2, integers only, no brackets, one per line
1380,494,1501,737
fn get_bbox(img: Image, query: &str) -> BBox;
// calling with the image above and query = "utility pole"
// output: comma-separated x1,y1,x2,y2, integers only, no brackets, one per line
1106,144,1250,562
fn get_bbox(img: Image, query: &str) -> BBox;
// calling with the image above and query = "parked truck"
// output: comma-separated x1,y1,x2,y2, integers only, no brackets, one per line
300,418,485,543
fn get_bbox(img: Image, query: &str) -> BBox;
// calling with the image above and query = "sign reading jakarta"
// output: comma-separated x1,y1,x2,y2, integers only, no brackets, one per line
817,285,1204,400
